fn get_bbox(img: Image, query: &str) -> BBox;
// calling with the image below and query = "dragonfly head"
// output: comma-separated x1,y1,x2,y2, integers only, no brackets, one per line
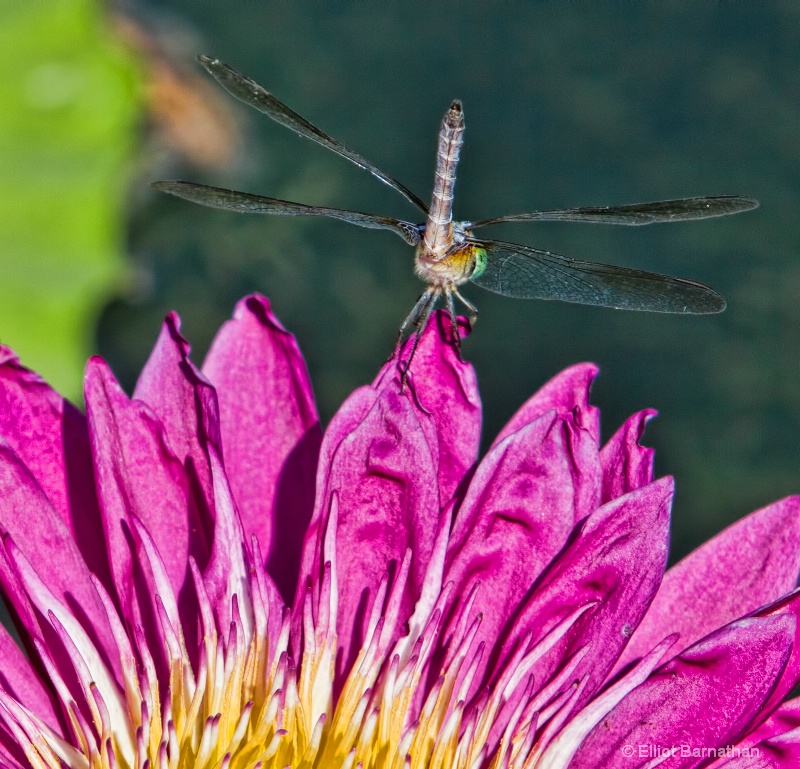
445,101,463,129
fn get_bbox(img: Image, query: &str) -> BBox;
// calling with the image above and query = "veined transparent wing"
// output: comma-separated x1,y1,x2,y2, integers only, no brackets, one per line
152,181,422,245
198,56,429,215
469,195,758,229
470,239,726,313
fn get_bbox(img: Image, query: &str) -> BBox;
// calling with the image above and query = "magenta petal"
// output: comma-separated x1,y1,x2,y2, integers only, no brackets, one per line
85,358,204,637
711,734,800,769
493,477,672,709
335,391,440,679
5,292,800,769
0,621,60,734
491,362,600,448
300,385,441,684
725,697,800,768
0,745,25,769
0,729,26,769
599,408,656,501
442,405,603,680
0,443,118,677
202,295,321,605
374,312,481,505
617,496,800,672
741,697,800,749
749,592,800,720
570,615,797,769
293,385,379,646
202,449,253,632
0,348,109,586
295,386,377,601
296,316,477,682
133,313,220,526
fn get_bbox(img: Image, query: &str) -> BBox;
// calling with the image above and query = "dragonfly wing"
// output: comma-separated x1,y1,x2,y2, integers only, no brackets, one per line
469,195,759,228
152,181,422,245
470,239,726,313
198,56,429,215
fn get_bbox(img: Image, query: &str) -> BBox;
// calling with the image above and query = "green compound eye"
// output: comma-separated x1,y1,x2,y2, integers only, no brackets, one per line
470,246,488,280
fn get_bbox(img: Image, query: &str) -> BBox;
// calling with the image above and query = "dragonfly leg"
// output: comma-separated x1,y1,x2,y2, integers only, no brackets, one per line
394,287,435,358
444,287,461,350
398,288,439,391
453,287,478,326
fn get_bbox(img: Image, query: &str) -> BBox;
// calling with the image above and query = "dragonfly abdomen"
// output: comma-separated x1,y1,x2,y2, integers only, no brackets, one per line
422,101,465,259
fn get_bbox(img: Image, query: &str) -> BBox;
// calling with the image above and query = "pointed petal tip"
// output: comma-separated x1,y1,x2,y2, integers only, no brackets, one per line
410,310,474,367
567,360,601,381
84,355,116,388
163,310,189,346
600,408,659,500
654,474,675,498
0,346,20,366
492,361,600,447
376,309,478,400
622,407,659,452
637,407,658,426
165,309,181,327
235,293,284,329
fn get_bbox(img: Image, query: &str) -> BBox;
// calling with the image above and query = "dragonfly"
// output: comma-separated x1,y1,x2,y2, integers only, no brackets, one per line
153,56,758,376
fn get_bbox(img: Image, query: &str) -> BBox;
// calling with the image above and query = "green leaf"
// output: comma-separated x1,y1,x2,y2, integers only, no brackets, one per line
0,0,140,400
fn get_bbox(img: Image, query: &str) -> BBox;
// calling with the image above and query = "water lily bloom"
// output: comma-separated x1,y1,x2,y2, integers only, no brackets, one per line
1,295,800,769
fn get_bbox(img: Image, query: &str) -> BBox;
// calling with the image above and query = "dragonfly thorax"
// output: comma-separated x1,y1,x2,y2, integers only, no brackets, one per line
414,221,486,287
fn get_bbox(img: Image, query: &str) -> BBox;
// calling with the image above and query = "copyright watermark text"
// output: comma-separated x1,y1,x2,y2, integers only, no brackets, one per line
620,743,761,760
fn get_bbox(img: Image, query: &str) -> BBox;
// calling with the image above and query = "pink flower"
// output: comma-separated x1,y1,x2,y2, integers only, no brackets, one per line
0,293,799,769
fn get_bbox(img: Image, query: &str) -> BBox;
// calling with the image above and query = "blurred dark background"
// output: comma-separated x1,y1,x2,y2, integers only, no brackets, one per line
38,1,800,562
